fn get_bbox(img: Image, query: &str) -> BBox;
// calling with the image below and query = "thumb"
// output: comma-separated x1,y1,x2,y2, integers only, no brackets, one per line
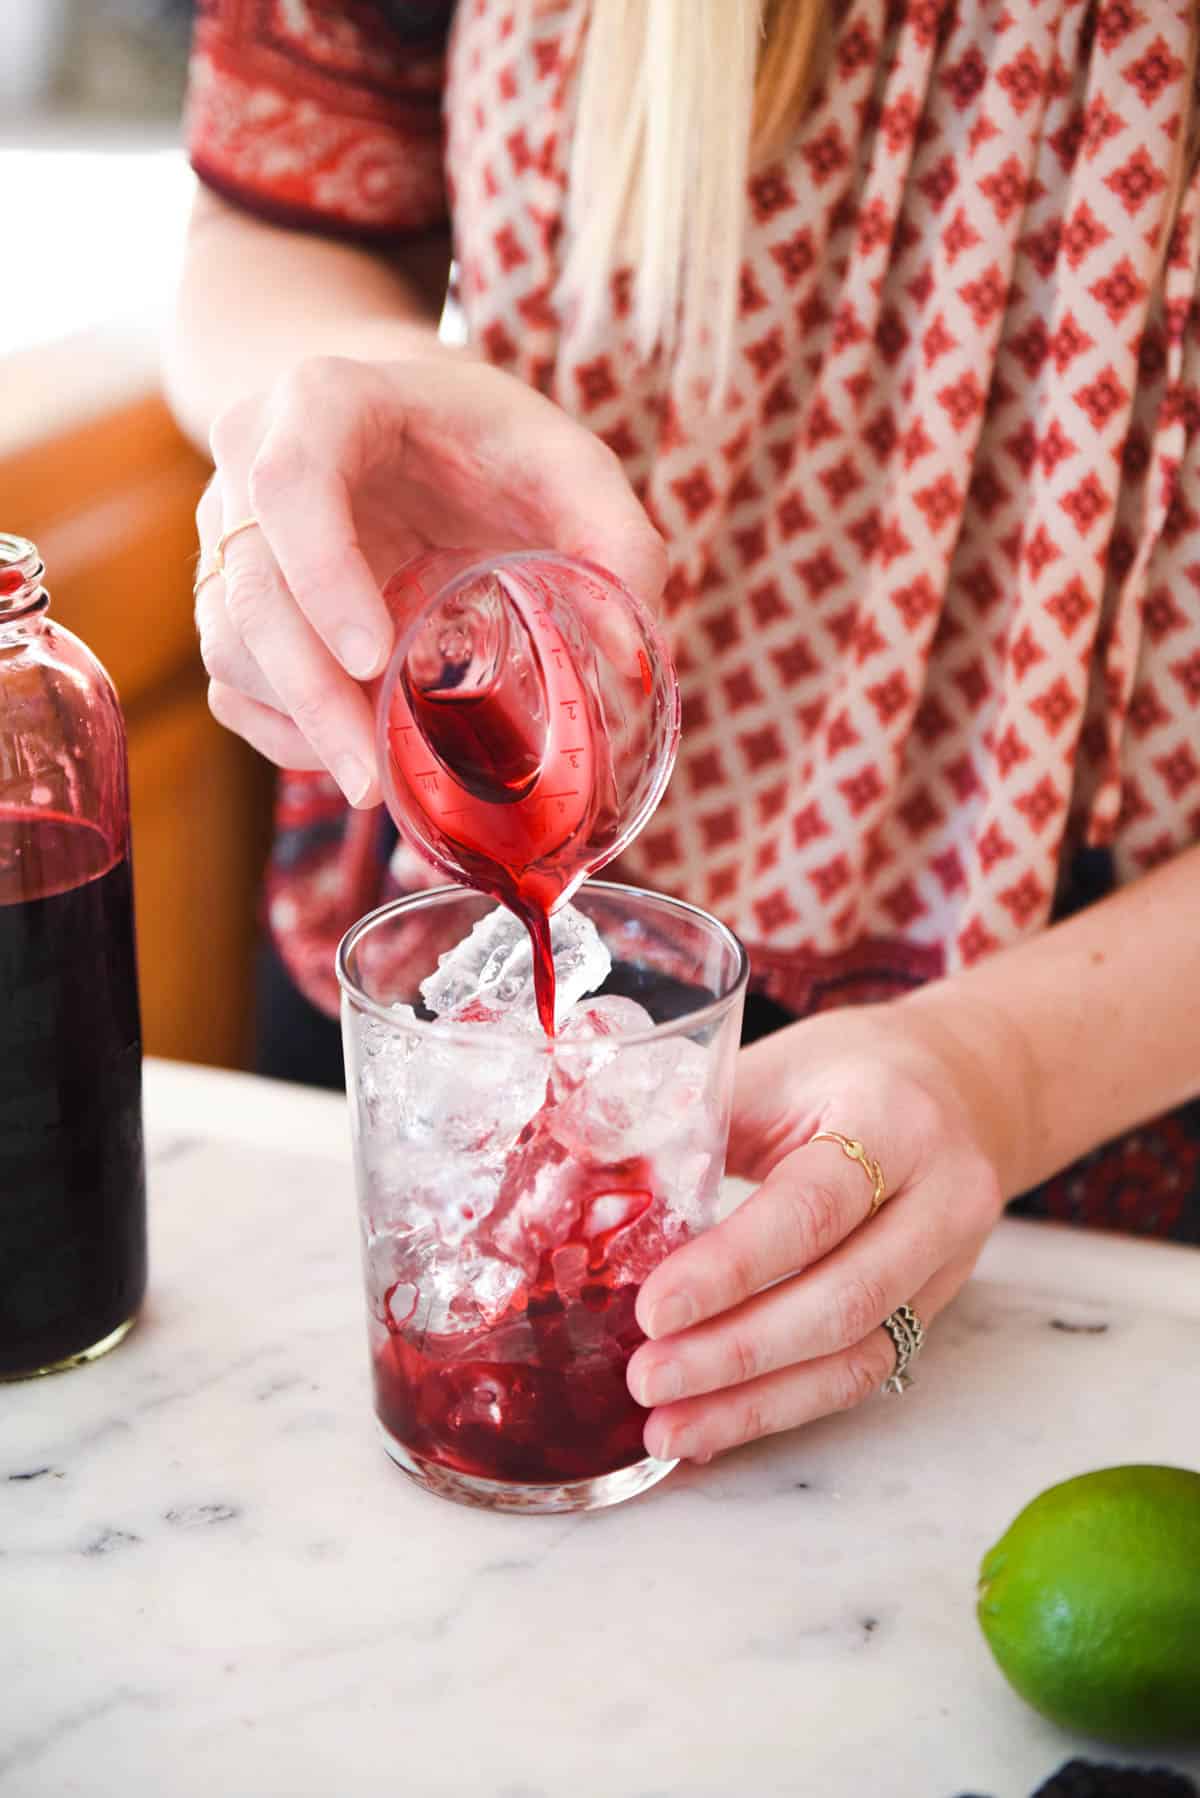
402,357,669,612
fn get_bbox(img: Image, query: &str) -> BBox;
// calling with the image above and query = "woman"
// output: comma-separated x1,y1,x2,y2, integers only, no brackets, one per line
171,0,1200,1466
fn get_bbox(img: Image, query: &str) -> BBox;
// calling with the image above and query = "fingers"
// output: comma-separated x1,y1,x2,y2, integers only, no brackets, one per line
203,379,390,804
635,1132,916,1340
216,518,380,804
640,1254,969,1464
385,356,668,611
196,475,222,562
196,352,667,801
195,573,282,711
196,476,299,723
246,368,395,679
628,1175,951,1407
517,434,667,612
631,1142,995,1409
206,681,325,770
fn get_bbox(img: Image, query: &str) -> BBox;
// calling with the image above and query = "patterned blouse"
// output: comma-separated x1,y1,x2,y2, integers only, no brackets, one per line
186,0,1200,1243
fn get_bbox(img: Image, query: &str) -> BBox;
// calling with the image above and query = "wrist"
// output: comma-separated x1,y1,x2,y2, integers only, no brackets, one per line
892,980,1042,1200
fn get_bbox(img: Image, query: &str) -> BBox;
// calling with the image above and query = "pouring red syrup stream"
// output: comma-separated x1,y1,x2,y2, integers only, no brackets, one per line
384,567,619,1036
400,676,561,1034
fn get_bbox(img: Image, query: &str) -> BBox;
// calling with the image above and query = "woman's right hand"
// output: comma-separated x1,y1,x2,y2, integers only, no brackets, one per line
194,353,667,805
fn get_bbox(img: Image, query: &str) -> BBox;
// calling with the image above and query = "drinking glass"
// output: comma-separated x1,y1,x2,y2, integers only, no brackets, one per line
337,882,748,1514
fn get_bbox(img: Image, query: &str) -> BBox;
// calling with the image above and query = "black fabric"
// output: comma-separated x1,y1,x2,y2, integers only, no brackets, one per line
375,0,456,43
254,942,346,1090
254,947,795,1090
738,989,799,1045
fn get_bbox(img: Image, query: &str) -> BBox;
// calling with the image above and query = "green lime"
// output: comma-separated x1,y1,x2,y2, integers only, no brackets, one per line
977,1465,1200,1746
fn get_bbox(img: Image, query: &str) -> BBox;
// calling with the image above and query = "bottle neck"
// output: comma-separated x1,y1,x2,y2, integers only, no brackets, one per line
0,533,49,627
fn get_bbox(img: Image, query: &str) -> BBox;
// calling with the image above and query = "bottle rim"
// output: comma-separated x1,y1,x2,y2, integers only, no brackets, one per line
0,533,46,615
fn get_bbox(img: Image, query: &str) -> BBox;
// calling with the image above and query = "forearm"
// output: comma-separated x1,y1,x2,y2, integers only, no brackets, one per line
164,189,450,451
899,844,1200,1198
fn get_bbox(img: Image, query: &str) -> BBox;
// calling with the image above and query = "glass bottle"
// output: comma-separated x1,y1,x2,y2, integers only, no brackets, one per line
0,532,146,1378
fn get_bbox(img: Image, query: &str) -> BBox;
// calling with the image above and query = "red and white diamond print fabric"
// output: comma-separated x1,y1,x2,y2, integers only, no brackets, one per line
188,0,1200,1021
447,0,1200,1009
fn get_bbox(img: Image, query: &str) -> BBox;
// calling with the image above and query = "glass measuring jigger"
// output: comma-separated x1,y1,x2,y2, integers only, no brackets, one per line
377,550,680,920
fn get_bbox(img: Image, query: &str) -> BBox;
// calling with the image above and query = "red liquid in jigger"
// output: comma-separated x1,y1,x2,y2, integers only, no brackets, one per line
382,614,678,1484
387,585,618,1037
0,811,146,1376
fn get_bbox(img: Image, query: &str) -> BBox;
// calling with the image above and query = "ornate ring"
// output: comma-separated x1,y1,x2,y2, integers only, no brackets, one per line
880,1303,925,1396
810,1129,888,1218
193,517,261,596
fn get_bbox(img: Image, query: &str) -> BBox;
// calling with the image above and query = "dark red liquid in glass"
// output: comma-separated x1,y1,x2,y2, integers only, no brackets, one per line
0,810,146,1376
372,1155,683,1485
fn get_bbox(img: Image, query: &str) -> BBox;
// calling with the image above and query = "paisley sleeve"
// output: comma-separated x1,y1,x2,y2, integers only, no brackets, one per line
184,0,450,240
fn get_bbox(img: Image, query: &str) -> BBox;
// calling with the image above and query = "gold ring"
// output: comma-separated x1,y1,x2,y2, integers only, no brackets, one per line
193,517,261,596
810,1130,888,1218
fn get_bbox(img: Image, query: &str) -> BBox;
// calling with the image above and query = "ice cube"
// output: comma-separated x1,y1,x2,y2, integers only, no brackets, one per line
602,1199,692,1288
551,1242,589,1302
363,1218,438,1325
415,1143,508,1242
412,1021,549,1152
558,994,656,1041
386,1281,419,1331
356,1005,419,1141
486,1122,578,1280
548,1033,711,1164
581,1187,653,1246
459,1248,527,1326
360,1146,507,1307
407,1143,507,1240
656,1145,722,1226
444,1358,546,1448
551,995,657,1105
357,1002,548,1157
419,902,611,1030
367,1213,525,1340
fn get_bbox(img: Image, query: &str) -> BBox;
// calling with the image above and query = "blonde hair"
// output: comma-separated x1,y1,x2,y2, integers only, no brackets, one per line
564,1,1198,394
564,0,825,391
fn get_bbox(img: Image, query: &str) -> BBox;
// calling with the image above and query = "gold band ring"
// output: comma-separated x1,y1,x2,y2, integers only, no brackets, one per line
810,1130,888,1218
193,517,261,596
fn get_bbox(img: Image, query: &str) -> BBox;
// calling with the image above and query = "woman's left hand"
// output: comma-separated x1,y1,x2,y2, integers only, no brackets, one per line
627,995,1021,1461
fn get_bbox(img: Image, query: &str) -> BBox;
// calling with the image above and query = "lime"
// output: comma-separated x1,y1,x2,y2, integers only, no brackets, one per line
977,1465,1200,1745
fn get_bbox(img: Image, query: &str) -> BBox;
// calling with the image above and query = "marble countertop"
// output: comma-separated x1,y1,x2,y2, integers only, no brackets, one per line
3,1060,1199,1798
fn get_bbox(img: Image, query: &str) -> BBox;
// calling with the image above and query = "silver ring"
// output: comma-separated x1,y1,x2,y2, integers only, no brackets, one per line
880,1303,924,1396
